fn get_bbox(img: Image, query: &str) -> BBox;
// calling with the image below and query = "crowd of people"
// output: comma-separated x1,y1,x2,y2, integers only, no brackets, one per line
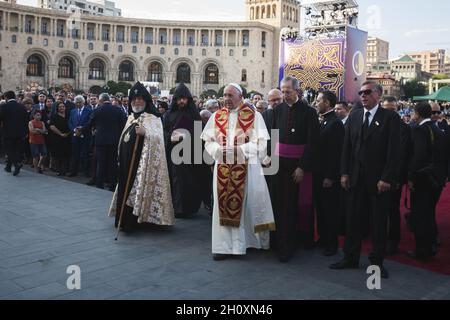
1,78,449,280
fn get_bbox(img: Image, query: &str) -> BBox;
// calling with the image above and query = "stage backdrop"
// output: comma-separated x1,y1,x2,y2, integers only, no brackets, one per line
279,26,368,103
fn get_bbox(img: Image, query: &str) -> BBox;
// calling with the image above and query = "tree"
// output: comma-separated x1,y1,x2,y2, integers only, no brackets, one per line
200,89,218,100
104,81,132,95
401,79,427,99
432,74,449,80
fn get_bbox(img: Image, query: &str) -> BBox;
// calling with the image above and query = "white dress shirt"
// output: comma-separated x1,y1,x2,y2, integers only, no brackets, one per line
363,105,379,126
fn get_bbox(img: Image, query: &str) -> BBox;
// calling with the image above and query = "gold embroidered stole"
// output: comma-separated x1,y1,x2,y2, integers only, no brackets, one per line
215,104,255,228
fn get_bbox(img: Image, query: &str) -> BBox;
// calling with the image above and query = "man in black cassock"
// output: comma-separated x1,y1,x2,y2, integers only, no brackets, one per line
271,76,320,262
314,91,345,257
110,82,174,232
164,83,204,218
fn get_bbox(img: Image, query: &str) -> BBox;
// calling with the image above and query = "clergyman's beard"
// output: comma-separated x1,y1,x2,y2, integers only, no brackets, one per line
131,103,145,114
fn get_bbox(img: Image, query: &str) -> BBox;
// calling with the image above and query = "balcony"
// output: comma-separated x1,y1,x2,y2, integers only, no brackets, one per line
173,40,181,46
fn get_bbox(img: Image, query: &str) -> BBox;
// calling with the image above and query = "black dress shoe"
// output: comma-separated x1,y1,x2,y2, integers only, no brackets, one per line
13,164,23,176
329,259,359,270
213,254,228,261
278,253,293,263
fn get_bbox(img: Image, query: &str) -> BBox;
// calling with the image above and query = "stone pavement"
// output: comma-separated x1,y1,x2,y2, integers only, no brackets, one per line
1,167,449,300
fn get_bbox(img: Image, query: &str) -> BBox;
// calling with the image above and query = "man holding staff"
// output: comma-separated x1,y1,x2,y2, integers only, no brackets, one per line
109,82,174,235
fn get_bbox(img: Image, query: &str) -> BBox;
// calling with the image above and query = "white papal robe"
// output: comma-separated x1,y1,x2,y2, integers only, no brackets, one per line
200,109,275,255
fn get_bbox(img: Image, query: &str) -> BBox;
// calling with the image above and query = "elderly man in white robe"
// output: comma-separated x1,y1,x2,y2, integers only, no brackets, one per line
201,83,275,261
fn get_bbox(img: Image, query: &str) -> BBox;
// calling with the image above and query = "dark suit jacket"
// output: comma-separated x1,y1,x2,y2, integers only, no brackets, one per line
409,121,448,187
398,121,412,185
317,111,345,181
341,106,401,193
84,102,127,146
69,107,92,142
0,100,29,139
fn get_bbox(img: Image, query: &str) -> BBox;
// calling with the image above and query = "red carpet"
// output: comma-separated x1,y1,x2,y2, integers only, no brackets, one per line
341,185,450,275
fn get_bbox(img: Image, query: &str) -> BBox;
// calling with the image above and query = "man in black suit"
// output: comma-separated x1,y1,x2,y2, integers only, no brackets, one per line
408,102,448,261
84,93,127,190
382,97,412,255
0,91,29,176
330,81,401,279
314,91,345,256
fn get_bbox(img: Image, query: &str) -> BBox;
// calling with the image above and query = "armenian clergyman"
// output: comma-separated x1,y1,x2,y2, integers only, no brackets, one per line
109,82,175,232
201,83,275,260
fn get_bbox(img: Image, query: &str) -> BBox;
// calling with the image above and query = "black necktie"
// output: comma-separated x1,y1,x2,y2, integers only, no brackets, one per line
362,111,371,137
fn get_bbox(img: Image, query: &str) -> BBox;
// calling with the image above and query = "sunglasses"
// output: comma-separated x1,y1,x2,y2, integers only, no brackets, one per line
358,89,373,96
432,111,442,115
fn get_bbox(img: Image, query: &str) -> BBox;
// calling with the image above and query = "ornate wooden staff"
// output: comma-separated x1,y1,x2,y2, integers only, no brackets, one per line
115,118,144,241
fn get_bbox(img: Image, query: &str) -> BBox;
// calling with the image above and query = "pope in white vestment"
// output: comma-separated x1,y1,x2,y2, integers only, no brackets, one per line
200,84,275,259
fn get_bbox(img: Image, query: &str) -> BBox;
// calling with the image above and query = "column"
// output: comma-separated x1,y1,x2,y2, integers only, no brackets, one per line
211,29,214,46
153,27,157,45
6,12,10,31
2,11,5,31
35,17,39,35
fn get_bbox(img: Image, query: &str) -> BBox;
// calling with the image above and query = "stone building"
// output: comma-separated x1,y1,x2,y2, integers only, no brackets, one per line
0,0,300,95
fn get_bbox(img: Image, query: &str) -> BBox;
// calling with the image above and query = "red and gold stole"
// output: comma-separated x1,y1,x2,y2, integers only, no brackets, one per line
215,104,255,228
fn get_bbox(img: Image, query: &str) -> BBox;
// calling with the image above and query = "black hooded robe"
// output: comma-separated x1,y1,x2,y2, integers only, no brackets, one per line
164,84,204,217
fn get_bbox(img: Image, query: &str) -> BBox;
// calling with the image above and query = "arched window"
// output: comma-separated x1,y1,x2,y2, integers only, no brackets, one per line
104,44,108,51
27,54,44,77
202,49,207,56
229,49,234,56
118,60,135,81
241,69,247,82
59,40,64,48
261,6,265,19
58,57,74,78
89,59,105,80
132,46,137,53
272,4,276,18
267,5,271,18
176,63,191,83
256,6,260,19
243,49,247,57
27,37,32,45
89,43,94,50
118,45,123,53
216,49,220,57
160,47,165,55
204,64,219,84
74,41,79,49
148,62,163,83
12,35,17,43
146,47,151,54
174,48,179,55
43,39,48,46
188,49,193,56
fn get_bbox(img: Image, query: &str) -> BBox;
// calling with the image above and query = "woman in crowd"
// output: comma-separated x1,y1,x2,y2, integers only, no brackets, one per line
49,102,71,176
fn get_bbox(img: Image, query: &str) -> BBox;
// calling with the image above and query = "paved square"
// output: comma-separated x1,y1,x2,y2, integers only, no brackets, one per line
1,168,449,300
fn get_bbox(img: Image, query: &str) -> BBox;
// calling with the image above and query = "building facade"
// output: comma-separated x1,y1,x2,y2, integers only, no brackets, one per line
367,72,400,98
407,49,446,75
38,0,122,17
366,36,389,69
0,1,300,95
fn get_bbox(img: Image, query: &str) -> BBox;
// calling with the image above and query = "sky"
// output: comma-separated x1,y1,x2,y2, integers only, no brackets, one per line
18,0,450,59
